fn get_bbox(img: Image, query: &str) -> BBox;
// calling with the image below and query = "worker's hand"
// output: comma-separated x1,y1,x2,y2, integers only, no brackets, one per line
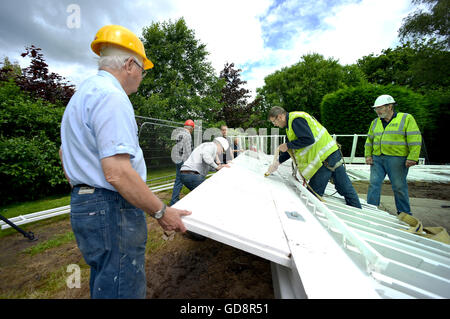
406,160,417,168
157,207,192,233
365,157,373,165
217,164,230,170
279,143,288,152
266,160,280,175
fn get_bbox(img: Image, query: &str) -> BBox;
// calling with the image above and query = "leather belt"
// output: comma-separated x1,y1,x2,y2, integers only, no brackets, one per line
180,170,200,175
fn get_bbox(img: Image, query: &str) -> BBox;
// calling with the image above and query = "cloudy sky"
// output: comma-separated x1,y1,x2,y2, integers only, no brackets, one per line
0,0,415,98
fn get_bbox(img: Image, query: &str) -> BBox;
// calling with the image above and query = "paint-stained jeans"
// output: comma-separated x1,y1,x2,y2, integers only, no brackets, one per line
70,186,147,299
367,154,411,215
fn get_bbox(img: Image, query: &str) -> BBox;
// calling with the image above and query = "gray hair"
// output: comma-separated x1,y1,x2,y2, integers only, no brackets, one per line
97,44,142,71
268,106,287,119
98,56,130,70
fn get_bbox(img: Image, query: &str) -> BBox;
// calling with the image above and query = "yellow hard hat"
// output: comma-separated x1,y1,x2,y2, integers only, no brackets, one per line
91,25,154,70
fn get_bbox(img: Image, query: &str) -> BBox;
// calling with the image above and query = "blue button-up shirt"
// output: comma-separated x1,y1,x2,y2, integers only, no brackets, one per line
61,70,146,191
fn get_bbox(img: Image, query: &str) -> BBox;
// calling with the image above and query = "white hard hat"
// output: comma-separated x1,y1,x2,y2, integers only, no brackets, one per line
373,95,395,108
214,137,229,151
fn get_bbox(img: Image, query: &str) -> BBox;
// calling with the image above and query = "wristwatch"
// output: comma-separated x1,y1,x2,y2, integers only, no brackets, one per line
152,203,166,219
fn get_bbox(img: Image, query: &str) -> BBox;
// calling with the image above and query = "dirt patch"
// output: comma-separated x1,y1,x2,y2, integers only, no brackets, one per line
145,219,273,299
352,181,450,200
0,217,89,298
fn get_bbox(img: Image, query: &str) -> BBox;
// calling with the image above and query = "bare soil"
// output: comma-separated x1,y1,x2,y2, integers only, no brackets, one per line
352,181,450,201
1,182,449,299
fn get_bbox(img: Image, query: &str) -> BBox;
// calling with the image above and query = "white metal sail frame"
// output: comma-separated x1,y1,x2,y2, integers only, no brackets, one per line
173,150,450,299
344,163,450,183
172,153,292,267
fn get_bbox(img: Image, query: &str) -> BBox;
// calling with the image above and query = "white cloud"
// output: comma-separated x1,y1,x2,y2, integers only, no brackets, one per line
170,0,271,71
301,0,414,65
240,0,415,97
0,0,416,101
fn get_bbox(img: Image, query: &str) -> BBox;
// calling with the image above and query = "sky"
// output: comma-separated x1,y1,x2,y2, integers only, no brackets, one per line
0,0,416,99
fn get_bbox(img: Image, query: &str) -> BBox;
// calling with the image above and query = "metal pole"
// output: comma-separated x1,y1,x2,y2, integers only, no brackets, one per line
0,213,37,241
350,134,359,164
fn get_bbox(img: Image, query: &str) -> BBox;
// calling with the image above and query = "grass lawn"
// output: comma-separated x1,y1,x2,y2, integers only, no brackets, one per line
0,166,184,240
1,166,178,219
147,166,176,180
1,194,71,220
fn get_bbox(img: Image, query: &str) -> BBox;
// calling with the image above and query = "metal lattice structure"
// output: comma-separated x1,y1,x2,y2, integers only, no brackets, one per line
174,150,450,299
136,116,185,170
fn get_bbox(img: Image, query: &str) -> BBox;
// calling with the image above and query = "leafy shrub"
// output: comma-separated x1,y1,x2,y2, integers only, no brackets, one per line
0,81,69,205
0,135,68,204
422,89,450,163
320,84,430,159
0,80,64,141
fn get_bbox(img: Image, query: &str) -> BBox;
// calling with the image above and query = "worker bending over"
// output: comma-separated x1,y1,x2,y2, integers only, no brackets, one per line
266,106,361,209
180,137,230,191
179,137,230,240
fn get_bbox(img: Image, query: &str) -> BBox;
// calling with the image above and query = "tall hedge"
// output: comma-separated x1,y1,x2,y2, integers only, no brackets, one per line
320,84,431,160
0,80,69,205
422,89,450,164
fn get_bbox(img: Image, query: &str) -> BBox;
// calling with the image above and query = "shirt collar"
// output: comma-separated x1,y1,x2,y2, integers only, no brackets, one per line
97,70,126,93
382,111,397,124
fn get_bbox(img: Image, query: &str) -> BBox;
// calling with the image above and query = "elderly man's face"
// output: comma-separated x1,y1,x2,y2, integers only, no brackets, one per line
374,104,391,119
124,57,145,95
221,126,227,137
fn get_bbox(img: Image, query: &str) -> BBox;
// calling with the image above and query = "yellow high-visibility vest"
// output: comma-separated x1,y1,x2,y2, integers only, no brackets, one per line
286,112,338,180
364,112,422,161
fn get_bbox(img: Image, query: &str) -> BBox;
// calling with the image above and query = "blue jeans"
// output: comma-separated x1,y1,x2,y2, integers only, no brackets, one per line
309,150,362,209
170,162,184,206
70,186,147,299
180,172,205,191
367,155,410,214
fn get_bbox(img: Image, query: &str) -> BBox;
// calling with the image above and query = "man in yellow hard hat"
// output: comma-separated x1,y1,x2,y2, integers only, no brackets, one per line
365,94,422,216
60,25,191,299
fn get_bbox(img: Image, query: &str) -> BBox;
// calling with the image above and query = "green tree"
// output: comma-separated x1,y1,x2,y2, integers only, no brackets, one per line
399,0,449,48
136,18,224,123
257,53,367,121
0,57,22,79
217,62,254,128
357,40,450,91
